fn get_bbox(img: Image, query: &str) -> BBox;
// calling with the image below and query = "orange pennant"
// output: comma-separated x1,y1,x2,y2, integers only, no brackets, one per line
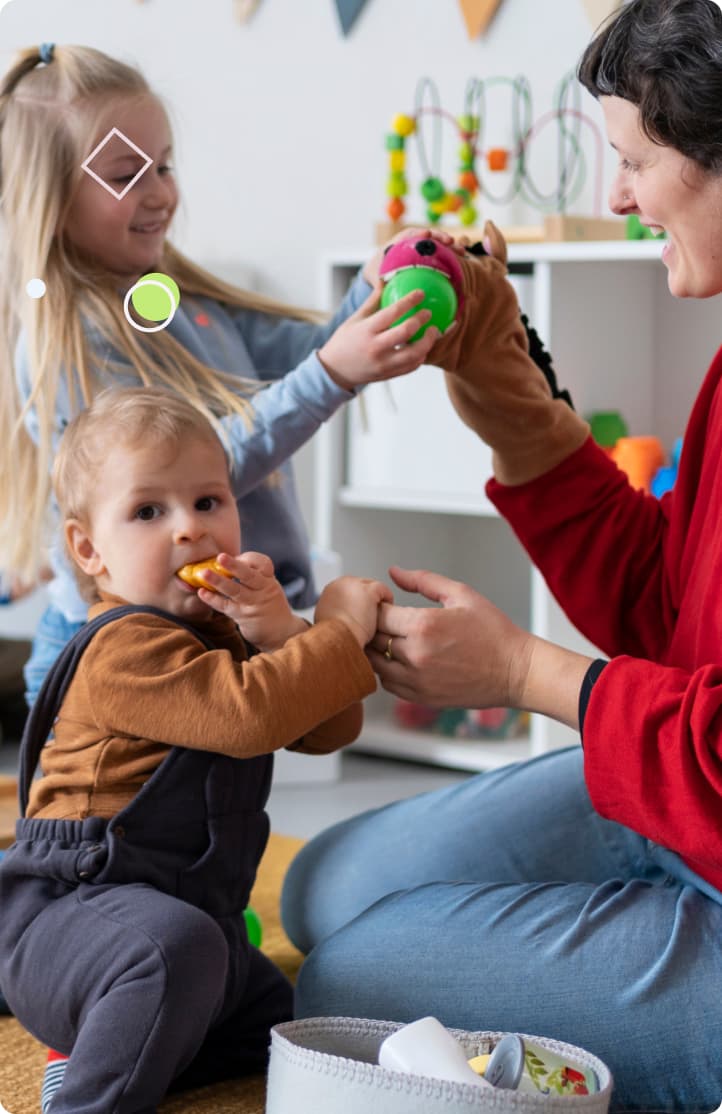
458,0,504,38
580,0,624,27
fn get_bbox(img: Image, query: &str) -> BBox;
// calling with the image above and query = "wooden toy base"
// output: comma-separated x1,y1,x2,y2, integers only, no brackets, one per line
375,214,628,246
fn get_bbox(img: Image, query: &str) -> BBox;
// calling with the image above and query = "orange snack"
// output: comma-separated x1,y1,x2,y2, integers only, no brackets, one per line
176,558,233,590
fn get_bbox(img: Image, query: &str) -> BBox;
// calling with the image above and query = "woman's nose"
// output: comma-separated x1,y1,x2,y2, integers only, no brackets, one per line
609,175,636,216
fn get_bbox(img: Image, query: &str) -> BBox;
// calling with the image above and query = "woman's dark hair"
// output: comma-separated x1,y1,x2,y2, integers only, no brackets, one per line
578,0,722,170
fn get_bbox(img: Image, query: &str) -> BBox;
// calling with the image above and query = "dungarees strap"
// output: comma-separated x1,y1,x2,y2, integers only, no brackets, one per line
18,605,216,816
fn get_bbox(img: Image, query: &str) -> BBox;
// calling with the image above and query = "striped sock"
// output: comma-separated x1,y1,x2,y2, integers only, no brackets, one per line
41,1050,68,1113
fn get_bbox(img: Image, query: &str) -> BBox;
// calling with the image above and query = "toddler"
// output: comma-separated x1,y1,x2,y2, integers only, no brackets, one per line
0,386,389,1113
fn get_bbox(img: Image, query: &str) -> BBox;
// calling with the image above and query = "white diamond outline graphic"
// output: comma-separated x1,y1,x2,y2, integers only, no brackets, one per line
80,127,153,201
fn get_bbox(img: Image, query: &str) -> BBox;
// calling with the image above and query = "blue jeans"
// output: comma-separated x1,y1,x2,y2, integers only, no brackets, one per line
282,747,722,1113
23,605,84,707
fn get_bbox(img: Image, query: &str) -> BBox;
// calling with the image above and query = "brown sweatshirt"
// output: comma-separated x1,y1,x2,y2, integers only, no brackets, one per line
27,596,376,820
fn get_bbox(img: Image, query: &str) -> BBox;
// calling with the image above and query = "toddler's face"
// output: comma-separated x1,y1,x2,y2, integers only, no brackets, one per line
63,95,178,282
71,433,241,619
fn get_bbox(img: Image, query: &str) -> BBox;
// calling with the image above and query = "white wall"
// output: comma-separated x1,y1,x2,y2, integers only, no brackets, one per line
0,0,614,304
0,0,617,534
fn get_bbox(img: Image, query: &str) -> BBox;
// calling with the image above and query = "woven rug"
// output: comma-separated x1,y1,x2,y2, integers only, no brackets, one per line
0,831,305,1114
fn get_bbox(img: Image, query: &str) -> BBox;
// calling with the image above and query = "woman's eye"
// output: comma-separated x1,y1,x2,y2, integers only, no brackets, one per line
195,496,218,512
135,504,160,521
621,159,639,172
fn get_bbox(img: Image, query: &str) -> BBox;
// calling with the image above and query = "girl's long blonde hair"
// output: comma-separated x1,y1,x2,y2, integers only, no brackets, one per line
0,44,319,582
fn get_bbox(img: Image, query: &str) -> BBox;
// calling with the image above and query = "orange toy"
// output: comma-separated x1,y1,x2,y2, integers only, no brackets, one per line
176,558,234,590
610,436,666,492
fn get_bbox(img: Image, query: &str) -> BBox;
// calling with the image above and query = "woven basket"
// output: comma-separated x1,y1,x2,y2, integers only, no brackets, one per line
267,1017,612,1114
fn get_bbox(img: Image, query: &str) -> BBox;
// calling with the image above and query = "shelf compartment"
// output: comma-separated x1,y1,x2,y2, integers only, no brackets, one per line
352,717,533,773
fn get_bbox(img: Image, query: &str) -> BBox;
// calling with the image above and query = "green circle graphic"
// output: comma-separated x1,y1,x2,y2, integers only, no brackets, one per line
130,273,180,322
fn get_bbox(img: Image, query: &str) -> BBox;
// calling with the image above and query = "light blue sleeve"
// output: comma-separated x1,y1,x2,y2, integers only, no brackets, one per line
230,269,372,381
223,270,373,498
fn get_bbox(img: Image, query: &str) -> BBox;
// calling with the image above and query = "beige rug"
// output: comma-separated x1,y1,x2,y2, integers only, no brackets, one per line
0,832,305,1114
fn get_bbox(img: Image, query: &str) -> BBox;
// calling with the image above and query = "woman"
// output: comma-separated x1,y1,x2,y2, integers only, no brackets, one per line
281,2,722,1110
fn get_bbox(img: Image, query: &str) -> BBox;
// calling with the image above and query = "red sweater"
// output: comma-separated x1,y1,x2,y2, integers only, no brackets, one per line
488,345,722,892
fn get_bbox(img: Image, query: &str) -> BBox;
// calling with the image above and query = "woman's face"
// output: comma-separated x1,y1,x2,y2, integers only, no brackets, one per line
602,95,722,299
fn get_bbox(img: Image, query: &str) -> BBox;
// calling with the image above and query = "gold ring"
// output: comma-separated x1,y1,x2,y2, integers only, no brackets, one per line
384,637,393,662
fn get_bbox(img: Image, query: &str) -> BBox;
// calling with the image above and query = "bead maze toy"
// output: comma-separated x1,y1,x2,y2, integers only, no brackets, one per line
380,74,625,245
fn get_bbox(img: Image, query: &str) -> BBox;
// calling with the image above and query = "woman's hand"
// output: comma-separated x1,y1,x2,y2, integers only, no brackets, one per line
318,286,443,391
367,566,594,729
197,551,307,651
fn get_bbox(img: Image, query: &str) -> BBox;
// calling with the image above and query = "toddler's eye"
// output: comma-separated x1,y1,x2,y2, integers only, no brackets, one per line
195,496,218,512
158,164,174,176
135,504,161,521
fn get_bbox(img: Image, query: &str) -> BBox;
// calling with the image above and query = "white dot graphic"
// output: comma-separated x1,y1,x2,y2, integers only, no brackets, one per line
25,278,47,299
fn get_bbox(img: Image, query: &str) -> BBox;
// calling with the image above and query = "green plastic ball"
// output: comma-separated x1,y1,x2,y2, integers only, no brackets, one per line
243,905,263,947
381,266,458,342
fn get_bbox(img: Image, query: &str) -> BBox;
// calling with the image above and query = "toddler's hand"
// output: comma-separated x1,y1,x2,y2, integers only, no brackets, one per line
315,575,393,648
197,552,307,651
318,287,442,392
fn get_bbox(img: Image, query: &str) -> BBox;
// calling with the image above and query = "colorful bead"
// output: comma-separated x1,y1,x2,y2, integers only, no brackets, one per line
458,169,479,193
389,149,405,172
387,171,407,197
392,113,416,137
385,132,405,151
421,176,445,202
487,147,509,172
459,204,477,225
386,197,405,222
458,140,474,165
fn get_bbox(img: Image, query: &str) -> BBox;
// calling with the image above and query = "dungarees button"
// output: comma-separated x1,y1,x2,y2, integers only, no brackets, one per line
113,826,126,839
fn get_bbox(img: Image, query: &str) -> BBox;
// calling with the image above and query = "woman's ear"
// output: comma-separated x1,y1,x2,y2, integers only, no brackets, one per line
65,519,105,577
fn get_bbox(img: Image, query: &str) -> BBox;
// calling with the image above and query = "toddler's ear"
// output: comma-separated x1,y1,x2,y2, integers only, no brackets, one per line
65,519,104,577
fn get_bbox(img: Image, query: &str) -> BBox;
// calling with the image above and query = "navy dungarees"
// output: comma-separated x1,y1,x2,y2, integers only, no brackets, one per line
0,606,292,1113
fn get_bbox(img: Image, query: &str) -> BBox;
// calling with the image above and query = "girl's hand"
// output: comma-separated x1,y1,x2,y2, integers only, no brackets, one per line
318,286,444,391
363,226,468,286
315,575,394,648
197,551,307,651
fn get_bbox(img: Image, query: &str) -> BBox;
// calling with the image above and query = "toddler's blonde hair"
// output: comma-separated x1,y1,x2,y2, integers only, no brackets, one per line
0,44,318,583
54,385,228,601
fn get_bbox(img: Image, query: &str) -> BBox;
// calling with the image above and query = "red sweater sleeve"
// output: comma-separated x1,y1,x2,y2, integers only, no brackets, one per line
486,346,722,889
487,436,675,659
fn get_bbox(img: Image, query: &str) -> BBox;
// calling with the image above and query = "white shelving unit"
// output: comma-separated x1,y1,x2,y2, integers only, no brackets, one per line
315,240,722,772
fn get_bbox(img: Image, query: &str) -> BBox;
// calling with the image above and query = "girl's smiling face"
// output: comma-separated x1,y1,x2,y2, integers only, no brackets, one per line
62,95,178,282
602,94,722,299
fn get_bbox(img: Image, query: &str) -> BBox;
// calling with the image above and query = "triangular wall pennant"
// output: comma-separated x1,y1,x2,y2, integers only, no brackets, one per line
334,0,370,37
458,0,504,38
234,0,262,23
580,0,625,28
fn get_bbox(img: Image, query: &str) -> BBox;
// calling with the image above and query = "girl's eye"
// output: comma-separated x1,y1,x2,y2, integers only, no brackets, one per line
195,496,218,512
158,164,174,176
135,504,161,521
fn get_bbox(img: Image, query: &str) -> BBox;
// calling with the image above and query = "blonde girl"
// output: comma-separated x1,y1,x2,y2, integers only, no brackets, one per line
0,42,444,700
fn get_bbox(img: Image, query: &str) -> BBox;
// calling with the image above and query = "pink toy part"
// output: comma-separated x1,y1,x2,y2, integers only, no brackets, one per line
379,237,465,314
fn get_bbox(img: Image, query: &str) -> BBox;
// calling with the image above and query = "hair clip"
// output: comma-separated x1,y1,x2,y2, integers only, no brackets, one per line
38,43,55,64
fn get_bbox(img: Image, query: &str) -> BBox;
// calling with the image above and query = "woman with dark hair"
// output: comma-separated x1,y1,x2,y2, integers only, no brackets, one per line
282,2,722,1109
